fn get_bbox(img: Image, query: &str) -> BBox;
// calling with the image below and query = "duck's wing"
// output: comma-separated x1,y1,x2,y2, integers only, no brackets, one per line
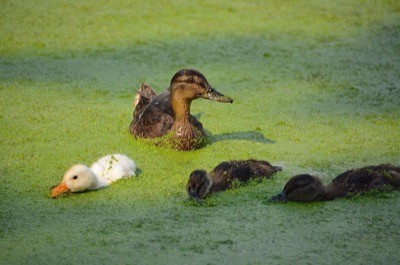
130,91,174,138
208,161,248,192
208,173,231,193
204,162,234,192
329,164,400,197
133,83,158,120
384,164,400,188
327,169,358,198
210,160,281,185
329,167,377,197
246,159,282,177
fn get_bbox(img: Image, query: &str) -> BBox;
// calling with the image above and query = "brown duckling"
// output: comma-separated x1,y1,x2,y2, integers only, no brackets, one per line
129,69,233,151
187,159,282,199
270,164,400,202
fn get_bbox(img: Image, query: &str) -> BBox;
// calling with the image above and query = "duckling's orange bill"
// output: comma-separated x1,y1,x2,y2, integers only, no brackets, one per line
50,181,70,198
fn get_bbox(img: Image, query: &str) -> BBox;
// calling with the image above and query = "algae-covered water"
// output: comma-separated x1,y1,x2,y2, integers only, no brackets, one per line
1,1,400,264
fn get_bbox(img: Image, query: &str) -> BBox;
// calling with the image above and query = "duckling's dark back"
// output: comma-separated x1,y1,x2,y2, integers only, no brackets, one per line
327,164,400,198
209,160,282,192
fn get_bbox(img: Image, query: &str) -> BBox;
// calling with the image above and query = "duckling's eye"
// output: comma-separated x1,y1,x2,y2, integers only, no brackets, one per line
73,175,78,180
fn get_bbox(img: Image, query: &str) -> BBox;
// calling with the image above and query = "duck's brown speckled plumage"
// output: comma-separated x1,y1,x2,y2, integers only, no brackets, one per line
129,69,233,151
187,159,282,199
271,164,400,202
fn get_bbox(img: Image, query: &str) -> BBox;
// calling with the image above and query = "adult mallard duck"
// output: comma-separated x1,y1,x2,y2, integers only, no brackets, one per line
129,69,233,151
186,159,282,200
270,164,400,202
50,154,137,198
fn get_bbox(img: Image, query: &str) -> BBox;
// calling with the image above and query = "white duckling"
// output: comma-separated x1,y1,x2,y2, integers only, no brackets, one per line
51,154,136,198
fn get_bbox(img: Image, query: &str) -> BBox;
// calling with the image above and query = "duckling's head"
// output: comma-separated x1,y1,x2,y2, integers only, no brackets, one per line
270,174,326,202
186,169,213,200
51,164,99,198
170,69,233,103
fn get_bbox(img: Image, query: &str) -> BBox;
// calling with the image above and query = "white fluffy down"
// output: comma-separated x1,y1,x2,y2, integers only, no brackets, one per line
90,154,137,185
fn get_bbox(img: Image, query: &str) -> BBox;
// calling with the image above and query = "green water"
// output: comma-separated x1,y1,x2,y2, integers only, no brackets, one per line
1,1,399,264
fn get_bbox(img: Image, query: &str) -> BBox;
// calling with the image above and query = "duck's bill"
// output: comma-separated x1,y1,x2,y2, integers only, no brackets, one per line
187,195,204,203
50,181,70,198
203,88,233,103
188,192,202,201
269,192,287,202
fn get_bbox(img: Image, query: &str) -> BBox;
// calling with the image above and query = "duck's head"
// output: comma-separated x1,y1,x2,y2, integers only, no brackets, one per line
170,69,233,103
186,169,213,200
50,164,99,198
270,174,326,202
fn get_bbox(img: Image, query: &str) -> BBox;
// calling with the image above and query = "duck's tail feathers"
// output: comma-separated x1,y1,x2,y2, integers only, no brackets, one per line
133,83,158,120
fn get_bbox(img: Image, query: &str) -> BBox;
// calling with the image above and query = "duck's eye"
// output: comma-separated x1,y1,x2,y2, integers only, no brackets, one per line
73,175,78,180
